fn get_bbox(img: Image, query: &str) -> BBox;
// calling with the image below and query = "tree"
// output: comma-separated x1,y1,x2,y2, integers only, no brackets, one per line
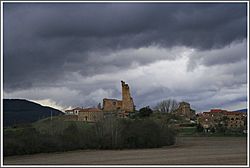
154,99,179,113
138,106,153,117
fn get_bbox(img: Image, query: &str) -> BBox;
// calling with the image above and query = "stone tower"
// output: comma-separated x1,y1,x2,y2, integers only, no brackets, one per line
121,81,135,112
174,102,195,119
179,102,190,115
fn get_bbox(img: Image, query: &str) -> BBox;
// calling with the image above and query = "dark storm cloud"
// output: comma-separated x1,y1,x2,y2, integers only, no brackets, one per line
3,2,247,93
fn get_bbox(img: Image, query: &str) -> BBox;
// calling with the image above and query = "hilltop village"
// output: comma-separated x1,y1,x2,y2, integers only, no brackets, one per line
63,81,196,121
63,81,247,133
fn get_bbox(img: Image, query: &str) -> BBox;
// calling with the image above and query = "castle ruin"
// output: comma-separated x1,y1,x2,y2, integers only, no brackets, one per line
103,81,135,115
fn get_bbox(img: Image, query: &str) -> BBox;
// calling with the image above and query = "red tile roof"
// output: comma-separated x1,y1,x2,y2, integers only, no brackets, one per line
210,109,228,113
202,109,245,116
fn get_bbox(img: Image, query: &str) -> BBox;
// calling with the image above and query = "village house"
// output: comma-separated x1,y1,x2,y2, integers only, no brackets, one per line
78,108,103,122
64,107,103,122
225,111,246,129
197,109,247,132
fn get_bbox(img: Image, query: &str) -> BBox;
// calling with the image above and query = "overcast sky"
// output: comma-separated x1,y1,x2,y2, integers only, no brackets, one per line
3,2,248,112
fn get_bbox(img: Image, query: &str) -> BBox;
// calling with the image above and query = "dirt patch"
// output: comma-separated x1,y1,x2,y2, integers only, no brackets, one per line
4,136,247,165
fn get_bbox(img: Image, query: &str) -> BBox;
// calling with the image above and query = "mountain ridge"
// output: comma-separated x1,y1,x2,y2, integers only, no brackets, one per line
234,108,247,113
3,99,64,127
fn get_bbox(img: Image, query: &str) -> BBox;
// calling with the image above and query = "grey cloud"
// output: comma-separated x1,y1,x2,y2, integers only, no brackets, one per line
4,3,247,91
187,40,247,71
3,56,247,112
3,2,247,111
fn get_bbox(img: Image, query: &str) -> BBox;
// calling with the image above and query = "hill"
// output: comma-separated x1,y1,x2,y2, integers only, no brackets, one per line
234,109,247,113
3,99,64,127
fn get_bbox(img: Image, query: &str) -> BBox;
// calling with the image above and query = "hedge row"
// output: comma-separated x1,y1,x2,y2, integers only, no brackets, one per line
4,118,176,156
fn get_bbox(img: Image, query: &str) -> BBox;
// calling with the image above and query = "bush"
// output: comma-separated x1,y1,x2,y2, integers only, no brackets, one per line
94,118,176,149
120,119,161,148
4,127,42,156
138,106,153,118
4,118,176,156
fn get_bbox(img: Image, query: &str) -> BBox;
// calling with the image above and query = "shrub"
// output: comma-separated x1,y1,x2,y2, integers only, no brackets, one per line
138,106,153,118
4,118,176,156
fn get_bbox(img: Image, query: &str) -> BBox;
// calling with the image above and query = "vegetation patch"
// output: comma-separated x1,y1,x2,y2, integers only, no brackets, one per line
4,117,176,156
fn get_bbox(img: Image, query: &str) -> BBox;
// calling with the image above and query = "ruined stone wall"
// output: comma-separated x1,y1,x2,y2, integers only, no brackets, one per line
103,98,122,112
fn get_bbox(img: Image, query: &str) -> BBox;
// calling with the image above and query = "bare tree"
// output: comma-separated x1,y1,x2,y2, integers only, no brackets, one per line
154,99,179,113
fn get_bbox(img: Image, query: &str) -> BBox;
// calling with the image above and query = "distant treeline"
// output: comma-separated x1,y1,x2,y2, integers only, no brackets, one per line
4,117,176,156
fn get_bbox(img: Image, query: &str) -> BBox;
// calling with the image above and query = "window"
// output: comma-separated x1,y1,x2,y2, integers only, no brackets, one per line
113,102,116,105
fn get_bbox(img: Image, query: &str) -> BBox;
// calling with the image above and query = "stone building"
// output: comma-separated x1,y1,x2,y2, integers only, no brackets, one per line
64,107,103,122
103,81,135,116
78,108,103,122
224,111,246,129
197,109,247,131
173,102,195,119
102,98,123,112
